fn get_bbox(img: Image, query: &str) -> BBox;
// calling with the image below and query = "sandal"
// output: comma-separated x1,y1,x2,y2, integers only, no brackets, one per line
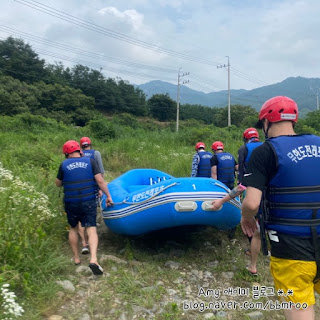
81,245,90,254
89,263,103,275
246,266,258,276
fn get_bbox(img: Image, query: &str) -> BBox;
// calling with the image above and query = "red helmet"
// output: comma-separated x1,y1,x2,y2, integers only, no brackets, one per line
243,127,259,140
259,96,298,123
80,137,91,147
195,142,206,150
212,141,224,151
62,140,81,154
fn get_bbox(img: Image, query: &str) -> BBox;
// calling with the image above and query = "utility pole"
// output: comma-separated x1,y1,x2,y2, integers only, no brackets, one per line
217,56,231,126
176,68,189,132
310,87,320,111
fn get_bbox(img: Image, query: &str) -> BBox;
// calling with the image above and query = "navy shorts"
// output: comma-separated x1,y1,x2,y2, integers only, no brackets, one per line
64,199,97,228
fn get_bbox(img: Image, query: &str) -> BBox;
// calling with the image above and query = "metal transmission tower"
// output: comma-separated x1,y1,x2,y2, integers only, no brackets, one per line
176,68,190,132
217,56,231,126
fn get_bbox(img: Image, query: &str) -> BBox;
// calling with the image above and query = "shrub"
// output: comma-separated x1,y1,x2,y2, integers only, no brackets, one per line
88,118,116,141
113,113,141,129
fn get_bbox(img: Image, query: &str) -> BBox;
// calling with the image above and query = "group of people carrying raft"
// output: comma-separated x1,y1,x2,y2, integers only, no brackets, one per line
191,127,261,189
56,96,320,320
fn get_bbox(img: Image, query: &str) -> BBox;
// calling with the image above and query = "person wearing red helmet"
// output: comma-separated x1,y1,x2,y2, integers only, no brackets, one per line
56,140,113,275
238,128,263,185
79,136,105,254
191,142,213,178
210,141,238,189
241,96,320,319
80,137,105,177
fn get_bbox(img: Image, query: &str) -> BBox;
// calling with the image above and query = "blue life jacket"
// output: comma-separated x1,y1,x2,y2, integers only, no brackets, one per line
197,151,213,177
216,152,236,185
266,135,320,237
62,157,96,203
245,141,263,168
83,149,95,159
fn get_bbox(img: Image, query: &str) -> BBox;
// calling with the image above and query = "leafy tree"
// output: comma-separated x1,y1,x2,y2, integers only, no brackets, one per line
301,110,320,132
32,81,95,125
0,74,39,115
180,103,219,124
0,37,48,83
117,80,147,116
45,62,72,86
148,94,176,121
214,105,258,127
69,65,105,96
0,73,96,125
53,65,147,116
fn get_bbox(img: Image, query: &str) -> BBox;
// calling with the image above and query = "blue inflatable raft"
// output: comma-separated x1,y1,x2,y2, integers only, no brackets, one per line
101,168,241,236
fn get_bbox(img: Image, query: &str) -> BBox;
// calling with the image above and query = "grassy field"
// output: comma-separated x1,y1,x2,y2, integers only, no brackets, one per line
0,113,319,320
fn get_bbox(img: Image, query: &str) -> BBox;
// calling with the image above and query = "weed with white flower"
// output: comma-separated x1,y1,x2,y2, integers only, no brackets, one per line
0,284,24,319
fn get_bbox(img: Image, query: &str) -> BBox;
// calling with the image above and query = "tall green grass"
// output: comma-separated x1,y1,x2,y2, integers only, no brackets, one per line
1,113,318,319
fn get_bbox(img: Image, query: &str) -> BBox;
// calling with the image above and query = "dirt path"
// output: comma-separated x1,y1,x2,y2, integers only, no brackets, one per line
47,221,318,320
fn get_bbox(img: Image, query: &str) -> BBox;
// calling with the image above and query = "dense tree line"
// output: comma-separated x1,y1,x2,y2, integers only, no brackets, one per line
0,74,95,126
0,37,148,123
46,63,148,116
1,36,319,131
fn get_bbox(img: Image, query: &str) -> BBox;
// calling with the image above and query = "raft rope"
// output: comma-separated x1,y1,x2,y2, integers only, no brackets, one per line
213,181,242,209
212,181,230,192
107,182,178,206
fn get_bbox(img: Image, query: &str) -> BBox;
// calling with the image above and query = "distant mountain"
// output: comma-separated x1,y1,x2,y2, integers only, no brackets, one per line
137,77,320,117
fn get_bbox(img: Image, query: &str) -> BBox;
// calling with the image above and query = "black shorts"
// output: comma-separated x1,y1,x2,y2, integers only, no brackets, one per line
64,199,97,228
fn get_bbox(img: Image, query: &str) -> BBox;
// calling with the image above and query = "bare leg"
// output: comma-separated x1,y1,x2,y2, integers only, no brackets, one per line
248,229,261,274
78,222,87,247
283,304,314,320
86,226,99,265
69,226,80,264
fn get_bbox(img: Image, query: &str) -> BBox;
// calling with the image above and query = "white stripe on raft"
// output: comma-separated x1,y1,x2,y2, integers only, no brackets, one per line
103,192,241,219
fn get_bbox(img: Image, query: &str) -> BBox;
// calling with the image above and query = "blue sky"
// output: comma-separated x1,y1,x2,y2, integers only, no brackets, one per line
1,0,320,95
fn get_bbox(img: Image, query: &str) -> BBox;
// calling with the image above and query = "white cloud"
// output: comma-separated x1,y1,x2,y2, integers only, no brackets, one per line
98,7,144,31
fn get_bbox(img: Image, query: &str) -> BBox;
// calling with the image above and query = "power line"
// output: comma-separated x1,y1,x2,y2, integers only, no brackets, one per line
0,25,227,93
36,48,176,82
0,35,175,82
190,73,226,91
0,25,178,74
10,1,270,88
13,0,222,66
230,67,269,86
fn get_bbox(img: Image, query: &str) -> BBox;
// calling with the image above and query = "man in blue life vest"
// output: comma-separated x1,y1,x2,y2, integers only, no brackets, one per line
56,140,113,275
80,137,105,177
238,128,263,185
78,136,105,255
241,96,320,320
210,141,238,189
191,142,213,178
